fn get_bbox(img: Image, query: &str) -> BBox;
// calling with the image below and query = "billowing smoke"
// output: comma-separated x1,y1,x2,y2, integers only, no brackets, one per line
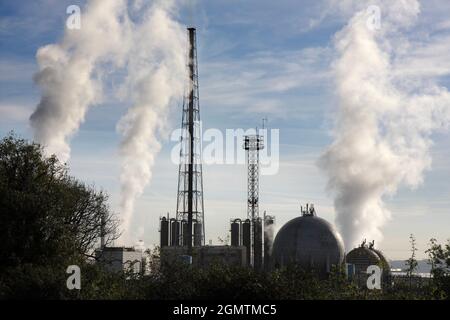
319,1,450,250
30,0,131,163
117,1,185,243
30,0,186,244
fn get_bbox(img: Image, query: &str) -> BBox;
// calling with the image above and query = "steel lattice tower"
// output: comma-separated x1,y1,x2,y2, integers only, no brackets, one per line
244,134,264,219
243,133,264,268
176,27,205,249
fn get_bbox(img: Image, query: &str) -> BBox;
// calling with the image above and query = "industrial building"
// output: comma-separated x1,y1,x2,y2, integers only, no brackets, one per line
158,26,274,270
95,246,145,274
160,246,247,268
95,212,147,274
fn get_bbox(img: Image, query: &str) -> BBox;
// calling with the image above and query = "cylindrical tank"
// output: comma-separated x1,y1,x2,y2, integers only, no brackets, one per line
182,220,189,246
271,214,345,275
160,217,169,247
170,219,180,246
193,222,202,246
230,219,241,246
242,219,251,266
253,218,263,270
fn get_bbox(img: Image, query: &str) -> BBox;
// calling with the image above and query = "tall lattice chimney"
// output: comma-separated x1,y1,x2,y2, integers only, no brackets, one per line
176,27,205,250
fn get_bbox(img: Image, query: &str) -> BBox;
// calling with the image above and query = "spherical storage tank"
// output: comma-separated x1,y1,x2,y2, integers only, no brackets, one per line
345,243,381,274
271,205,345,274
345,240,390,282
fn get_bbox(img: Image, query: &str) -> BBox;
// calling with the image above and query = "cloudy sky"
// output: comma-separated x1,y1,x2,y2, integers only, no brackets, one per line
1,0,450,259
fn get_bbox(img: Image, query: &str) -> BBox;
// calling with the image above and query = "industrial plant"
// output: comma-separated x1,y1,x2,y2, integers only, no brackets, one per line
94,26,392,280
157,27,276,271
4,0,450,306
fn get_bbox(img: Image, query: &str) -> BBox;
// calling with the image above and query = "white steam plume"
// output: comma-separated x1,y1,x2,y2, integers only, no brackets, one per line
116,1,185,243
319,1,450,250
29,0,186,245
30,0,130,163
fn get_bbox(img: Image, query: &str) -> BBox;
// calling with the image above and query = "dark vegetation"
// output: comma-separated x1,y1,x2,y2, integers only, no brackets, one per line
0,133,449,300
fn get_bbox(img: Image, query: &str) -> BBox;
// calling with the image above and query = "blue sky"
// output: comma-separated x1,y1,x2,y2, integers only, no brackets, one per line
1,0,450,259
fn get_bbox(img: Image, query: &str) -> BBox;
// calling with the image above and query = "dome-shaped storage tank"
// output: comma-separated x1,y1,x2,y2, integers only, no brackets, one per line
345,240,390,286
371,247,390,271
346,242,381,272
271,205,345,274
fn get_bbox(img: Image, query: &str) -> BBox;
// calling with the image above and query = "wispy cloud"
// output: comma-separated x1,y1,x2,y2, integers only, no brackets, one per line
393,34,450,80
0,103,32,122
0,59,36,82
0,0,68,38
201,46,332,119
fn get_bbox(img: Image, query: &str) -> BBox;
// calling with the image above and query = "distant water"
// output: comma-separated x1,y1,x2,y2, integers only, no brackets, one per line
389,259,432,273
390,271,432,278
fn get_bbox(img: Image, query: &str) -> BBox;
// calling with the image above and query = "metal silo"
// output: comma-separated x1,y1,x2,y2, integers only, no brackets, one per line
230,219,241,246
242,219,251,266
160,216,169,247
182,220,188,246
253,217,263,270
194,222,202,246
170,219,180,246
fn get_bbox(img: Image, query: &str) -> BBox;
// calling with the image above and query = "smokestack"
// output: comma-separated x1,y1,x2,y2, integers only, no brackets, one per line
186,27,195,250
176,27,206,250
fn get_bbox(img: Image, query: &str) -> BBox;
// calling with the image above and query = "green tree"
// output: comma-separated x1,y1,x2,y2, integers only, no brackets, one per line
426,238,450,299
0,134,119,298
405,234,418,288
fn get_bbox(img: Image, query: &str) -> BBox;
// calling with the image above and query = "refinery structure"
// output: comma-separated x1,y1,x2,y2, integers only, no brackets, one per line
96,26,392,283
157,27,274,270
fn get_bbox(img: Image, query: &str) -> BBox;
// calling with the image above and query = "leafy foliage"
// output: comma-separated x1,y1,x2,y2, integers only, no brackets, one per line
405,234,418,288
426,238,450,298
0,134,119,298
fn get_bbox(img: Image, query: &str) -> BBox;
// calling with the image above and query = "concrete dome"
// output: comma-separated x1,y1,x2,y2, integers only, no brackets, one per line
271,212,345,274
